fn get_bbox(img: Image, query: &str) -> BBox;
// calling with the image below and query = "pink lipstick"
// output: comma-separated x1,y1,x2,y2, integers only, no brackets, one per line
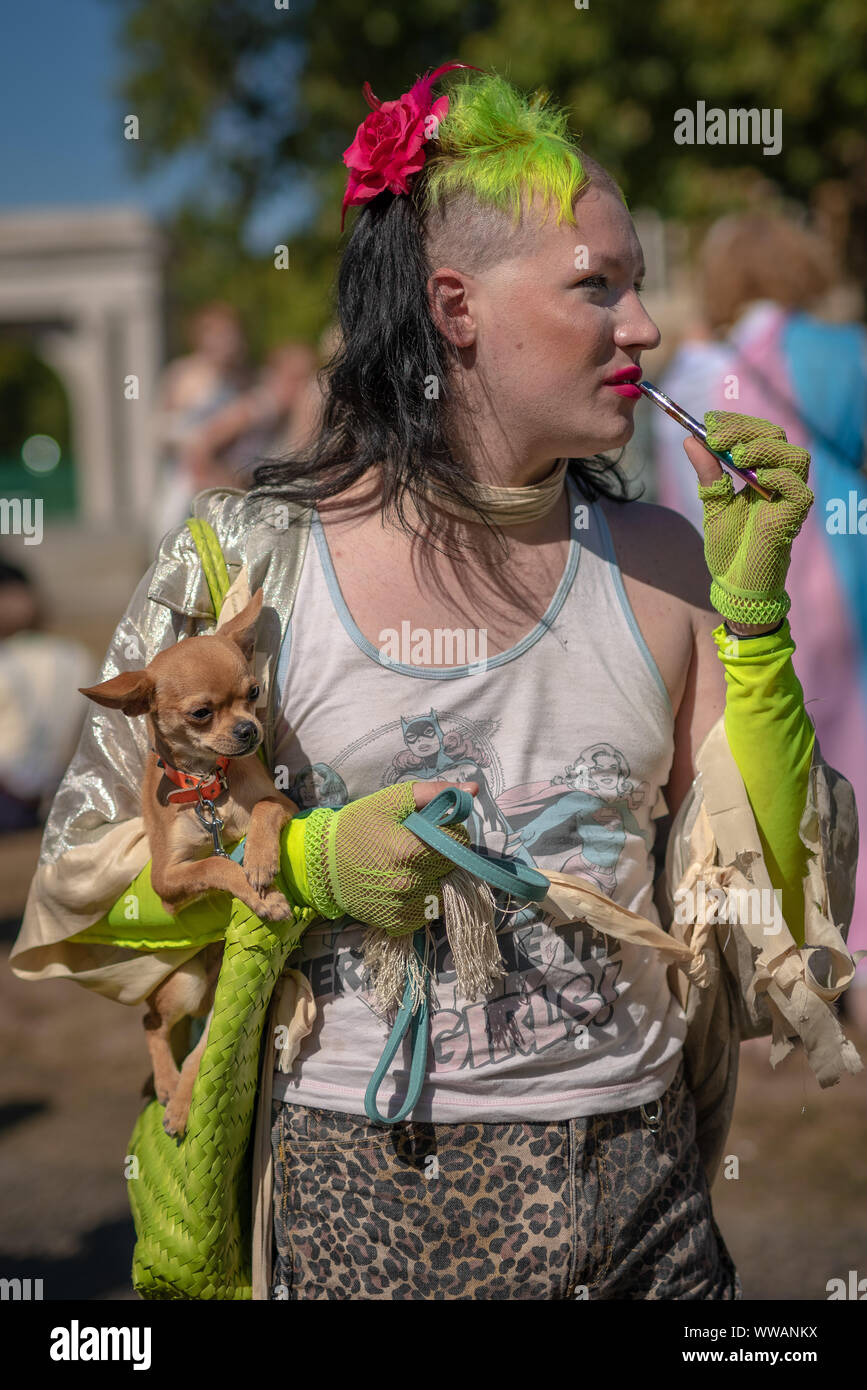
603,366,642,398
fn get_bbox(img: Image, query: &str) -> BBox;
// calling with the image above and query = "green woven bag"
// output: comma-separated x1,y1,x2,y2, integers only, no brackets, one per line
127,518,315,1299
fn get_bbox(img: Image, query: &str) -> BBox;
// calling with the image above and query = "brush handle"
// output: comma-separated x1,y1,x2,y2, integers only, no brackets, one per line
692,427,775,503
639,381,774,501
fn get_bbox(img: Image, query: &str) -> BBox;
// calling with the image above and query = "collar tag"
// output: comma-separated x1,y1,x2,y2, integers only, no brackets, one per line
194,796,229,858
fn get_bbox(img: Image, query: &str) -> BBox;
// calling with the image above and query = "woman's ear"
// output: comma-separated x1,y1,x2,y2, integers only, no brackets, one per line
427,267,477,349
217,587,264,662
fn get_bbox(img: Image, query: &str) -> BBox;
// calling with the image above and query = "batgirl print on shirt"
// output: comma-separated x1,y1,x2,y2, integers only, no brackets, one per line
285,705,658,1069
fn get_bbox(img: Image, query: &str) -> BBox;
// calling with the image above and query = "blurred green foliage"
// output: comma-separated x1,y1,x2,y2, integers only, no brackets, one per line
0,341,76,516
116,0,867,354
0,342,71,457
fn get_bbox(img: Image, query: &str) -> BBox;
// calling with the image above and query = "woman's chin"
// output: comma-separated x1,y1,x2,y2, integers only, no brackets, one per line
570,419,634,456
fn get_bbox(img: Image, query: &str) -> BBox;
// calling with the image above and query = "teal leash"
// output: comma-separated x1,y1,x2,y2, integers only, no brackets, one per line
363,928,431,1125
363,788,549,1126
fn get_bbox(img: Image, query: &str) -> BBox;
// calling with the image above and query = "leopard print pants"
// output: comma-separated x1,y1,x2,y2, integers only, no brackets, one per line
270,1059,741,1300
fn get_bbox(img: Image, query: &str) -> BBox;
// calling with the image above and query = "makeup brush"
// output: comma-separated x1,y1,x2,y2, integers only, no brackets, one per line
639,380,774,501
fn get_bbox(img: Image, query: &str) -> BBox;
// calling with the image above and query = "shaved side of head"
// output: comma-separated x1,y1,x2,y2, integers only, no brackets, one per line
420,154,625,277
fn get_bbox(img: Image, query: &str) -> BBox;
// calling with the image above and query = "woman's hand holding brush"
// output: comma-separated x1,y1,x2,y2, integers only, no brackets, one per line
684,410,814,633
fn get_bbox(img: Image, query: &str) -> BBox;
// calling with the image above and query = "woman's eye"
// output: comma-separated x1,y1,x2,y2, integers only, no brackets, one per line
575,275,645,296
189,708,212,721
248,684,260,701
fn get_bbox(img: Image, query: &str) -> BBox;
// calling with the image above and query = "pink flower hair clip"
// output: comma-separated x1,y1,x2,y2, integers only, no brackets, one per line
340,60,482,231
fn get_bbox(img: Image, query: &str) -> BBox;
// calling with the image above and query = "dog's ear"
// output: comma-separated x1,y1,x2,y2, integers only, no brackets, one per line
217,587,264,663
79,670,154,717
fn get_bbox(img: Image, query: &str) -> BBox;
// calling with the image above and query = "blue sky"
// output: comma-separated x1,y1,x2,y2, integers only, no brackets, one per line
0,0,309,246
0,1,194,212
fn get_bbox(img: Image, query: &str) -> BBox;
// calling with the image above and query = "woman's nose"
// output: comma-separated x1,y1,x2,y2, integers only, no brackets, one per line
614,293,661,353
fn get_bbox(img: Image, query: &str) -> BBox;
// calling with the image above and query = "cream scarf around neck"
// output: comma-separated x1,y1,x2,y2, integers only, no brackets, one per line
420,457,570,526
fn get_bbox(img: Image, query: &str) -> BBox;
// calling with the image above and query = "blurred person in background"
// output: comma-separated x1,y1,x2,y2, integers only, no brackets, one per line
179,341,320,491
282,322,342,455
0,559,94,833
652,211,867,1026
151,302,253,545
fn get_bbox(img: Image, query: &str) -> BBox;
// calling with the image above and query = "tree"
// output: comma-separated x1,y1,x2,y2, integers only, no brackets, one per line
115,0,867,344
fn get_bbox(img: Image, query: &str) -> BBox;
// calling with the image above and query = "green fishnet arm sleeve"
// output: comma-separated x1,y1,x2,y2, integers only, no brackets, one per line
69,818,321,951
714,618,815,946
70,784,472,950
284,782,472,934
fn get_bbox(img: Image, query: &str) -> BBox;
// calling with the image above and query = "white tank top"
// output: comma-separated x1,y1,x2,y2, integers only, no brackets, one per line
271,474,686,1121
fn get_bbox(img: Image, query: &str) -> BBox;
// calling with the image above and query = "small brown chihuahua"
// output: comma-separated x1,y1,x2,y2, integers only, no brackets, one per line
80,588,298,1136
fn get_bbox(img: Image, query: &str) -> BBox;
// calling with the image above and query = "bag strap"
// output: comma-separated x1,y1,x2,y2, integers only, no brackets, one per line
363,788,551,1126
184,515,268,785
186,517,232,617
363,929,431,1126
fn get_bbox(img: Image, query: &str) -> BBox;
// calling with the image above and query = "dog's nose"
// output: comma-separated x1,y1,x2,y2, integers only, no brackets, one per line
233,720,258,743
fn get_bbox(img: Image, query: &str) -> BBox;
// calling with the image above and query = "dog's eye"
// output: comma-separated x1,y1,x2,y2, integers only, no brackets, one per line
248,684,260,701
189,707,212,721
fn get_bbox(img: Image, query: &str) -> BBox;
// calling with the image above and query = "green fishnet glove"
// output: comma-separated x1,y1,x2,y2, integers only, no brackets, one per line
70,784,470,951
697,411,814,626
285,780,471,936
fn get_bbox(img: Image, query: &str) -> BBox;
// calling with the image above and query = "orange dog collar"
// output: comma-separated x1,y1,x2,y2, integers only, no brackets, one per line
156,753,230,805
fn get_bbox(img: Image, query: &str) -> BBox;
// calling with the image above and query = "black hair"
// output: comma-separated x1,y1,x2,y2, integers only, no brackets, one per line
0,558,32,588
251,187,640,545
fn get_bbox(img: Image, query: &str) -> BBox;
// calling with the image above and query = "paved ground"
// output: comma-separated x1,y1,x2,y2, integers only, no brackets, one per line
1,922,865,1302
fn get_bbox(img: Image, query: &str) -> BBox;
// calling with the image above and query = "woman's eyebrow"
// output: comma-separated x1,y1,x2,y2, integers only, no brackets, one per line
590,253,647,279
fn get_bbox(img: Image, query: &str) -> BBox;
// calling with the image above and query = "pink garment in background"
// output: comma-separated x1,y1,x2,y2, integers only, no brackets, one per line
653,302,867,977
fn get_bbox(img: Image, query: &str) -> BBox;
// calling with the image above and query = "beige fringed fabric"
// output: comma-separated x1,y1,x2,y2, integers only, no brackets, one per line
541,868,710,984
360,859,713,1024
360,866,505,1016
670,718,862,1083
660,716,863,1185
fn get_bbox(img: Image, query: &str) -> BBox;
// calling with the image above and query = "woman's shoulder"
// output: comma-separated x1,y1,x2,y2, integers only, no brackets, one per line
599,493,703,550
147,487,313,621
598,495,710,610
190,486,313,555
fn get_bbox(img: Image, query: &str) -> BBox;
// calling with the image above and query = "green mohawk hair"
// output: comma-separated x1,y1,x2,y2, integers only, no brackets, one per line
416,70,607,231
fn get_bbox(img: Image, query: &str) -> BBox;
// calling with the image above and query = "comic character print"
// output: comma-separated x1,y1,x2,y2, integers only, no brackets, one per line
498,742,651,895
384,708,515,843
289,762,348,809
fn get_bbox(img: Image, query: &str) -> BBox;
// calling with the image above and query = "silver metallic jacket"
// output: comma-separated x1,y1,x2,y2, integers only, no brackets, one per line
11,486,863,1202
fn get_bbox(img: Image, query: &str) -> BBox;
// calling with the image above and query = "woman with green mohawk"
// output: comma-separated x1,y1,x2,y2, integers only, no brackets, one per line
14,64,860,1301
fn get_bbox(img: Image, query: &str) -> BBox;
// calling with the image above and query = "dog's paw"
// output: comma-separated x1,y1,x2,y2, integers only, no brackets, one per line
151,1070,179,1106
162,1099,190,1138
243,852,280,895
253,889,294,921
